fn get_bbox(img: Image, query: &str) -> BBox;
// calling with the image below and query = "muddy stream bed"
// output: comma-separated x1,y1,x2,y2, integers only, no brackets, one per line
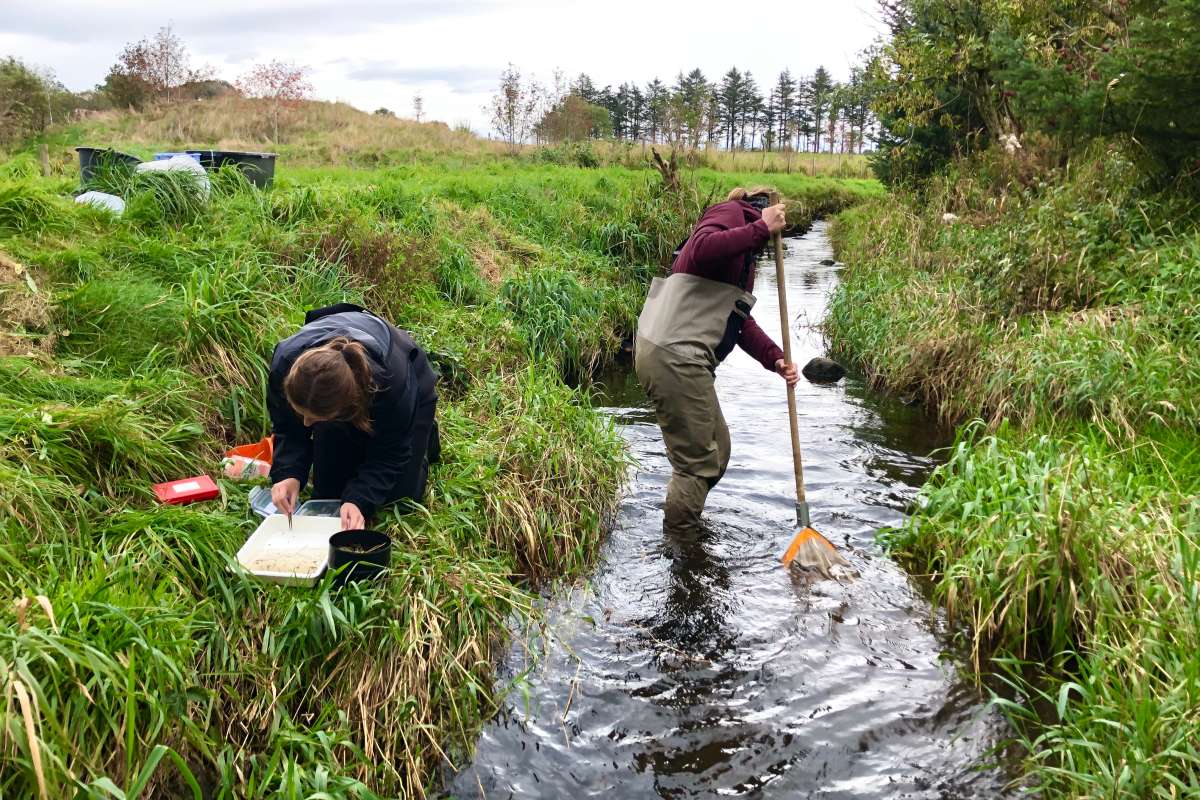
448,222,1014,798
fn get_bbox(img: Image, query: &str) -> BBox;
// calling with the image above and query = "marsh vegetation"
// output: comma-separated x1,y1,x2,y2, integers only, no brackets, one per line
0,106,873,797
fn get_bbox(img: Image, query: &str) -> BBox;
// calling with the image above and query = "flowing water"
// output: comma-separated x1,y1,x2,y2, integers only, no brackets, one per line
449,222,1014,799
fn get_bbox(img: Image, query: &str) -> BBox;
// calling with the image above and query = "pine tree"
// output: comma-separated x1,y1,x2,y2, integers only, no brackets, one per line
595,84,617,138
843,66,872,153
810,66,833,152
718,67,743,149
826,82,842,153
763,86,779,151
612,82,634,139
739,71,761,149
673,68,709,149
774,70,797,152
573,73,599,104
628,84,646,141
793,75,814,151
645,78,668,143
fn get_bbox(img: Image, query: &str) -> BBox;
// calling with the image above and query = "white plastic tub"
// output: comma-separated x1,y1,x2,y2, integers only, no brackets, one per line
236,514,341,586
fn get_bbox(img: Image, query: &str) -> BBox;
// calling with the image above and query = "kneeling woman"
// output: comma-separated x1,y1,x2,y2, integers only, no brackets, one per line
268,304,439,531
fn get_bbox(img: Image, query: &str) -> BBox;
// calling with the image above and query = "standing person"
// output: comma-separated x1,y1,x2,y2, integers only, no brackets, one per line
268,303,440,531
634,188,799,536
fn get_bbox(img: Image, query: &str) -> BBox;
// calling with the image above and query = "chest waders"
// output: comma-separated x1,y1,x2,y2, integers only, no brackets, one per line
633,267,756,537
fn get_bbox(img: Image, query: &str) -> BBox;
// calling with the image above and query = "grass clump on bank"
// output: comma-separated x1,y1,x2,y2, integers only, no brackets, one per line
829,146,1199,430
0,132,875,798
0,162,644,799
828,144,1200,796
886,424,1200,797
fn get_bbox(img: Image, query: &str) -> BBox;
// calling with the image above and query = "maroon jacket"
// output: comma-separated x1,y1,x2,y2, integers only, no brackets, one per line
672,199,785,371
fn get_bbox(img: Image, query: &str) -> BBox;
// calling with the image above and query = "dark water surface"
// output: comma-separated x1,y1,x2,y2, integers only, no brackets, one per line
449,222,1013,799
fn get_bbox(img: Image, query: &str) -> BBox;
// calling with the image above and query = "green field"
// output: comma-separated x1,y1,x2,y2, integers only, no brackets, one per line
0,113,876,798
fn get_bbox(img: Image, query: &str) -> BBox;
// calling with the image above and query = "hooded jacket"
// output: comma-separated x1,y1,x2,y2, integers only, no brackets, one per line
267,306,437,518
671,199,785,370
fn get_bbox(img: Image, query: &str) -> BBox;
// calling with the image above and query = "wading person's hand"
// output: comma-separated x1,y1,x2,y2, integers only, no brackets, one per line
340,502,365,531
271,478,300,518
775,359,799,387
762,203,787,235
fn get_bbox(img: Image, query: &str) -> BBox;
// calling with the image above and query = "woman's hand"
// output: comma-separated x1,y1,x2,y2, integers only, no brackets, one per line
762,203,787,235
775,359,799,387
340,502,366,531
271,478,300,517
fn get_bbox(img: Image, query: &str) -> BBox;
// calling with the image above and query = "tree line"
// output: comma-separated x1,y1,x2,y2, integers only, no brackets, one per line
490,65,874,154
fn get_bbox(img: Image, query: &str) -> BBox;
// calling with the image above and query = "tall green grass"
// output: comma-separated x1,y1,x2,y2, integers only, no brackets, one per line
887,424,1200,797
829,143,1200,796
0,144,875,797
828,150,1199,431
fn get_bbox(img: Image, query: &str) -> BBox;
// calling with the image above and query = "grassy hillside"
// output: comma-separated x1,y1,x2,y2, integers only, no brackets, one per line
47,98,495,168
40,95,871,177
827,144,1200,796
0,104,877,798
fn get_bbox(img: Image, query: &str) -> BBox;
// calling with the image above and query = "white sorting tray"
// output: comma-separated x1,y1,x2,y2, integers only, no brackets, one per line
236,514,342,586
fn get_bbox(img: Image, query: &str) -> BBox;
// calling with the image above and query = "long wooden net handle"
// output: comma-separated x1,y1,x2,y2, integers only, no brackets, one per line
770,192,806,505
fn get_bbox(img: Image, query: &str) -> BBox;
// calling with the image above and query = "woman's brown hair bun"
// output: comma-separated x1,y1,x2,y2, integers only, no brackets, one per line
284,336,375,432
727,185,776,203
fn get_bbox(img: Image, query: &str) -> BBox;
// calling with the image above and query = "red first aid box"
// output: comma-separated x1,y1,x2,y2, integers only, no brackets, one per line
153,475,220,505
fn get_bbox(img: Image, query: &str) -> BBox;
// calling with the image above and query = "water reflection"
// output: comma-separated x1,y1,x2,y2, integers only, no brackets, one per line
637,531,736,671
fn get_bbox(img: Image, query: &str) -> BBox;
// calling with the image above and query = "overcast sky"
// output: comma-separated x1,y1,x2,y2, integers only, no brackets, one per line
0,0,885,133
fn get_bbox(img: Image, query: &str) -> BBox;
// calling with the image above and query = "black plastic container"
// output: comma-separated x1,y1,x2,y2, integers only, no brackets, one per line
76,147,141,186
328,529,391,587
185,150,276,188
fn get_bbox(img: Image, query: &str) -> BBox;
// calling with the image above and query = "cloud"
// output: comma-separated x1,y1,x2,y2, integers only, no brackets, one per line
0,0,494,45
344,63,498,93
0,0,884,135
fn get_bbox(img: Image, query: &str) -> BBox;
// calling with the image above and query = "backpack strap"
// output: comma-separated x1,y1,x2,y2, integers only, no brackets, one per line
736,250,755,291
671,238,689,265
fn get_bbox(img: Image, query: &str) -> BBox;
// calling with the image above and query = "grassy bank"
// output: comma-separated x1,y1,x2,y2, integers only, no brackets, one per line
828,146,1200,796
0,118,876,797
42,96,871,177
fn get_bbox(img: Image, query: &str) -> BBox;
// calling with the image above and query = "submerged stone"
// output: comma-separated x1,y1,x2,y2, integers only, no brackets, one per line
819,258,836,266
802,356,845,383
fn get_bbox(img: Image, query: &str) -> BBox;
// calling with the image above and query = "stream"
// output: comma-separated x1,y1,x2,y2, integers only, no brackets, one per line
448,221,1014,798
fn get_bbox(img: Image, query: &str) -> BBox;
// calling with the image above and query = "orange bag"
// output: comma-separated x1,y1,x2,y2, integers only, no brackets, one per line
222,436,274,481
225,436,274,463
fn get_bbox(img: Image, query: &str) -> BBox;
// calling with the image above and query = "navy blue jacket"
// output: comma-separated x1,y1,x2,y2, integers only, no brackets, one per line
267,307,437,517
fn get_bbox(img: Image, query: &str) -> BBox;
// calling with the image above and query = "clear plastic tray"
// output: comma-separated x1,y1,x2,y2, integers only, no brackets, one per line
296,500,341,517
249,485,276,517
248,487,341,519
235,514,341,586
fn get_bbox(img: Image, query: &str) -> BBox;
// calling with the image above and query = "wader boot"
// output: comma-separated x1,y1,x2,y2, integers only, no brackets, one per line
634,271,755,538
